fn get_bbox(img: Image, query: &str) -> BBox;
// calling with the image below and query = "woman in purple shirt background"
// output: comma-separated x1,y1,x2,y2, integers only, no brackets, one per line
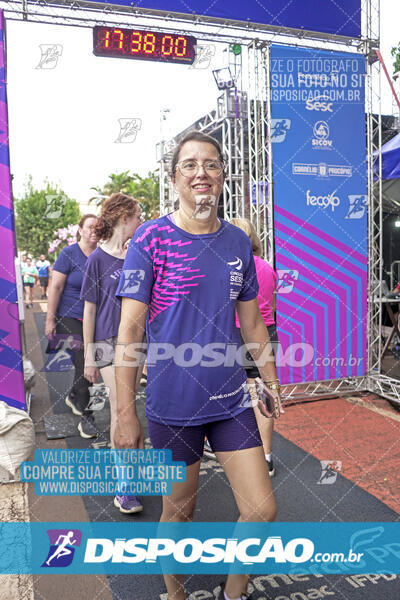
45,214,98,438
81,193,142,514
231,218,279,477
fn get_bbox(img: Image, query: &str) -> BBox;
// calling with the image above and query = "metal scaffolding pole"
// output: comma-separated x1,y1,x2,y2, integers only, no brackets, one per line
246,40,270,261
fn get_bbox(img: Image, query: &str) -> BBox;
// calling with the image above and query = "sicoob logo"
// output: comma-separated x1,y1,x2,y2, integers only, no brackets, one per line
42,529,82,567
312,121,332,149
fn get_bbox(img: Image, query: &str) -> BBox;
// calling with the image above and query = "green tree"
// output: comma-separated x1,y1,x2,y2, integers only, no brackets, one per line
90,170,132,199
15,179,81,258
91,170,160,220
126,172,160,220
391,42,400,80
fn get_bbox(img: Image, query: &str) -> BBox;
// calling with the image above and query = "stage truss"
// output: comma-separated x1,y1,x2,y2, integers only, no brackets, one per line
3,0,398,405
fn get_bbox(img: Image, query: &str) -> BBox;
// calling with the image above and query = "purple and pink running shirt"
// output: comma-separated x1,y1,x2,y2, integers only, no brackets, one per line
235,255,277,329
116,215,259,426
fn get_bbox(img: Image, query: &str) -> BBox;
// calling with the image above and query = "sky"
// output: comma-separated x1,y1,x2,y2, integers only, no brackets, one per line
5,0,400,207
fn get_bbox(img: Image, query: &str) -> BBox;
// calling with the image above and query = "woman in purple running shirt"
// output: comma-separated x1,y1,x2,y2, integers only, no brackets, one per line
114,131,284,600
45,214,98,438
81,193,143,514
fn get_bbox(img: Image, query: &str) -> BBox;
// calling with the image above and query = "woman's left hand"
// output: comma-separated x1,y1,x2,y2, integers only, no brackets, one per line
84,365,99,384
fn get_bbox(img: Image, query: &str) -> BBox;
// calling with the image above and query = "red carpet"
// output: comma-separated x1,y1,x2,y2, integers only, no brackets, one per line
275,394,400,513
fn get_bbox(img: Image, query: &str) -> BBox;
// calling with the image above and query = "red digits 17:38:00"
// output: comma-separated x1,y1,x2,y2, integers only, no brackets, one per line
93,26,196,65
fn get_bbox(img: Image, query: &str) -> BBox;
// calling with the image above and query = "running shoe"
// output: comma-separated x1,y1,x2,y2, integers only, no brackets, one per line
65,394,83,416
140,373,147,387
267,458,275,477
203,439,216,459
114,495,143,514
218,582,254,600
78,413,98,439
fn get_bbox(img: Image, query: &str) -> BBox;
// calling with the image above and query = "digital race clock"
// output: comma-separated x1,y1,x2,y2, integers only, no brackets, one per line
93,26,196,65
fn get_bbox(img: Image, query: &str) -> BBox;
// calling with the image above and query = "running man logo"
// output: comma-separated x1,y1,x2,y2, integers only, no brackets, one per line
190,44,216,69
44,195,67,220
277,270,299,294
120,269,145,294
192,194,216,219
115,118,142,143
317,460,342,485
42,529,82,568
271,119,291,143
36,44,63,69
344,194,367,219
42,334,82,372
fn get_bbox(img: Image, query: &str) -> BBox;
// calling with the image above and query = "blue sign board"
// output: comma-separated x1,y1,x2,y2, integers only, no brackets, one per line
270,45,367,385
45,0,362,38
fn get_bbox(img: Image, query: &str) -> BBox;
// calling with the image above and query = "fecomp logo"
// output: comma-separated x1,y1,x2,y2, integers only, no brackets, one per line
42,529,82,567
312,120,332,149
306,190,340,212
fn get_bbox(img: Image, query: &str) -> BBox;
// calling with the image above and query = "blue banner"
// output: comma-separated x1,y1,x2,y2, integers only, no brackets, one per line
40,0,361,38
20,449,186,495
270,45,367,385
1,522,399,574
0,10,25,409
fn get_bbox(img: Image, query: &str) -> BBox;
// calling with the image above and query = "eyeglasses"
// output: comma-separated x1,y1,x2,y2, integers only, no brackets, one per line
176,159,224,178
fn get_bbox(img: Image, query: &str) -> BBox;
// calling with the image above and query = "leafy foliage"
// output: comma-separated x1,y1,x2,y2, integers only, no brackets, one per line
91,170,160,220
391,42,400,81
15,179,81,259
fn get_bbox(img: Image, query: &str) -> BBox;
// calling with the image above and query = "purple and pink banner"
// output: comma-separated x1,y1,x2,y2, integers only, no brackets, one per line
0,11,25,409
270,45,367,384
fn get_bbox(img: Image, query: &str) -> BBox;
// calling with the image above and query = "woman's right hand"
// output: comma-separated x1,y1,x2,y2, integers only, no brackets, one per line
45,319,56,339
114,412,144,449
84,364,99,384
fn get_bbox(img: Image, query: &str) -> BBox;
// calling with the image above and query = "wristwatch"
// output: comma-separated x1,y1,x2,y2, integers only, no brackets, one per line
263,381,281,391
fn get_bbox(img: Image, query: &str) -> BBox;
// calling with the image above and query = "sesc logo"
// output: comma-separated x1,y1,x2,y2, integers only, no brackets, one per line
312,121,332,149
305,97,333,113
306,190,340,212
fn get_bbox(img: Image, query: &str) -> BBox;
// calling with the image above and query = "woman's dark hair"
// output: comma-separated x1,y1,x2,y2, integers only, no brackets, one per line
77,213,97,241
92,193,139,241
169,131,224,177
